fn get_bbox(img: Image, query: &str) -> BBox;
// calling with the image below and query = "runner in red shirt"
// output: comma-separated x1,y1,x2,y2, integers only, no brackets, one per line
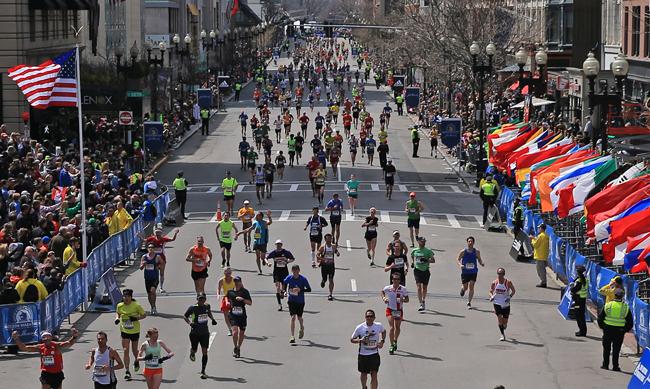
253,88,262,106
343,98,352,113
13,328,79,389
364,114,374,135
299,112,310,138
306,157,320,197
140,228,179,293
342,112,353,138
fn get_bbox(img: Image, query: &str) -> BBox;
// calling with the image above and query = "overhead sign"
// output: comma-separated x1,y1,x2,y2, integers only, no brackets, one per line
439,117,462,149
404,87,420,109
127,90,144,98
118,111,134,126
196,89,212,109
218,76,231,93
143,122,165,153
392,75,405,94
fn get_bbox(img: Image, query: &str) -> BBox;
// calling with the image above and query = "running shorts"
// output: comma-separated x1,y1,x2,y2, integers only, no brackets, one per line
219,241,232,250
273,267,289,283
493,304,510,318
191,269,209,280
189,332,210,349
40,371,65,389
461,273,478,284
144,278,159,292
413,268,430,285
407,218,420,229
321,263,335,279
357,353,380,374
288,301,305,316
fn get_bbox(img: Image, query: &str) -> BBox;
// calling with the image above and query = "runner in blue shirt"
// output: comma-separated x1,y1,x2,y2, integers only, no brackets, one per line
456,236,485,310
325,193,344,245
238,210,273,275
239,111,249,136
140,244,161,314
283,265,312,343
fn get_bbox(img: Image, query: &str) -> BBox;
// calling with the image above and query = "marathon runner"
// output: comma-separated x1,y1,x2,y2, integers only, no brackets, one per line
115,289,146,381
410,237,435,311
351,310,385,389
216,212,239,268
85,331,124,389
284,264,312,343
366,135,376,166
313,163,327,206
346,174,360,215
457,236,485,310
405,192,424,247
382,102,392,128
343,110,353,138
317,233,340,301
295,132,305,164
137,328,173,389
315,112,325,138
254,165,266,204
305,207,328,267
384,160,396,200
274,115,283,143
140,244,161,315
237,200,255,252
239,137,250,169
239,111,248,136
266,239,296,311
325,193,344,244
217,267,235,336
221,171,238,215
183,292,218,379
489,268,516,341
140,227,178,294
12,328,79,389
384,230,409,286
299,112,310,138
263,158,276,198
246,148,258,184
348,134,359,166
238,210,273,275
381,274,409,355
185,236,213,294
227,276,252,358
363,208,379,266
287,134,298,167
275,151,286,181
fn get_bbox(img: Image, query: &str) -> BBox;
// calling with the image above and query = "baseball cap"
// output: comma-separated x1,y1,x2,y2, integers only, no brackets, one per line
42,236,51,244
409,192,416,197
243,200,250,204
275,239,283,244
392,230,400,236
233,276,242,282
40,331,53,338
417,236,426,242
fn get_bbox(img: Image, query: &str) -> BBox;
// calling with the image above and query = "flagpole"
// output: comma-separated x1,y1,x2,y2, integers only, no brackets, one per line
74,42,89,295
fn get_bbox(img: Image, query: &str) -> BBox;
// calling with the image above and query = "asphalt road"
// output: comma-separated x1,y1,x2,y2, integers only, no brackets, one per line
0,39,632,389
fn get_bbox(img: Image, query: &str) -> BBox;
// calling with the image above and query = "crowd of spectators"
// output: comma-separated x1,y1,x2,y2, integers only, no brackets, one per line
0,121,160,307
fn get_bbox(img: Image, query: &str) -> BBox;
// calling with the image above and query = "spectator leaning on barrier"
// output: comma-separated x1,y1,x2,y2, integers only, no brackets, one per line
599,276,624,304
15,268,48,302
531,224,549,288
598,288,633,371
63,237,85,276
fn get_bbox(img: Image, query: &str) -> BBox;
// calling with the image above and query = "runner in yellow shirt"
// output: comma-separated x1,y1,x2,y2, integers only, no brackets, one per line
221,171,238,215
237,200,255,252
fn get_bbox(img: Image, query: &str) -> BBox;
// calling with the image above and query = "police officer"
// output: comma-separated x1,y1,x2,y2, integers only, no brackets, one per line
571,265,589,337
173,171,189,220
512,197,524,236
395,94,404,116
200,107,210,135
411,127,420,158
234,81,242,101
598,288,632,371
479,175,498,225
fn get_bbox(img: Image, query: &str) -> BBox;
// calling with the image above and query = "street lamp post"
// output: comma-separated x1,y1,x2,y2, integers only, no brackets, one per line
173,33,192,101
115,42,140,112
469,41,496,185
201,29,217,82
515,46,547,119
144,41,165,120
582,51,629,154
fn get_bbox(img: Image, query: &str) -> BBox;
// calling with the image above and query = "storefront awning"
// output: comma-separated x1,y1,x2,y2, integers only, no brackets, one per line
187,3,199,16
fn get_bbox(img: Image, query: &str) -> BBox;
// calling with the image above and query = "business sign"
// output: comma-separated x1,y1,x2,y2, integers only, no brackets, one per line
629,348,650,388
218,76,231,93
143,122,165,153
392,75,405,94
119,111,134,125
197,89,212,109
404,87,420,109
145,34,170,47
439,117,462,149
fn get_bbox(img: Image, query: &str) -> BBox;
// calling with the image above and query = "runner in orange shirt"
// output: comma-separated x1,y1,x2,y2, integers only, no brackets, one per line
185,236,213,294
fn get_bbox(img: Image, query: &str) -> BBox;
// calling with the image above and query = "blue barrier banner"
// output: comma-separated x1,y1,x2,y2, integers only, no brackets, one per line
102,268,123,308
197,88,212,109
1,303,41,345
404,87,420,109
557,282,592,322
144,122,165,153
629,348,650,388
439,118,462,149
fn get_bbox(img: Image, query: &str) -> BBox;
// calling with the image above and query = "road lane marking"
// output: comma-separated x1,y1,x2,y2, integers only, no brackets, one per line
425,185,435,192
209,213,218,222
345,210,354,221
237,185,244,192
337,165,342,182
208,332,217,350
187,187,193,191
446,214,461,228
346,239,352,251
450,185,462,193
290,184,299,191
398,184,407,192
420,216,427,225
207,186,219,193
371,184,380,191
279,210,291,221
474,215,483,225
380,211,390,222
351,279,357,292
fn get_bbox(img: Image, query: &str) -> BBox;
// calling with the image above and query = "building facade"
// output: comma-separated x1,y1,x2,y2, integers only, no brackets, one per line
622,0,650,102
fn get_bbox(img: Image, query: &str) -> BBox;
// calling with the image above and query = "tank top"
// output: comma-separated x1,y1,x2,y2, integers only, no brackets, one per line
218,220,234,243
461,249,478,274
191,245,209,272
315,171,326,186
40,342,63,373
255,170,265,184
323,245,335,264
221,277,236,295
92,347,116,385
309,216,323,236
143,340,162,369
492,278,510,307
143,254,159,280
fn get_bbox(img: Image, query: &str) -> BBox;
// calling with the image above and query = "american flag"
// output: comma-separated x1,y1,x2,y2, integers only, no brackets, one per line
8,48,78,109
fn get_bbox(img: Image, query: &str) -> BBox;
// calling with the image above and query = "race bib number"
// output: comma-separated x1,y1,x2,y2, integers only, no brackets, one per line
332,209,340,216
275,258,287,267
465,262,475,270
231,306,244,315
222,231,230,238
367,226,376,232
409,208,417,213
391,310,402,318
289,288,299,296
349,188,357,194
123,320,134,329
254,232,261,239
394,257,404,267
386,172,394,177
94,365,107,376
416,256,427,264
42,355,55,366
196,260,204,267
197,314,209,324
310,227,320,236
145,264,155,271
365,339,377,348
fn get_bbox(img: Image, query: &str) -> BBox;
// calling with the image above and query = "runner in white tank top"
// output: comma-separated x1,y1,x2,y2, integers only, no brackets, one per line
85,331,124,388
489,267,516,341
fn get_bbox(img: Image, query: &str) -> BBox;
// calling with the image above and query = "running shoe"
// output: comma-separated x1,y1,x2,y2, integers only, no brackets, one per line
278,305,283,311
201,373,207,379
467,302,472,310
299,327,304,339
134,361,140,372
327,295,333,301
370,261,375,266
367,252,371,260
460,288,465,297
320,280,326,288
233,347,238,358
190,352,196,362
418,304,424,312
388,344,395,354
227,330,232,336
125,371,132,381
289,336,296,344
159,288,166,294
499,336,506,342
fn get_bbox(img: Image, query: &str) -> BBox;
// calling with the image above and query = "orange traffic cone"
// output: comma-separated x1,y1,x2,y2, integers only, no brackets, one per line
216,201,222,221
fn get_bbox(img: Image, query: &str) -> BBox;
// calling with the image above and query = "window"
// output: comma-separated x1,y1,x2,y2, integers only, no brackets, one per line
645,6,650,57
29,8,35,41
563,8,573,45
169,8,179,34
73,10,79,30
624,7,629,54
52,10,58,39
42,10,49,40
62,9,69,38
547,8,560,43
633,6,641,56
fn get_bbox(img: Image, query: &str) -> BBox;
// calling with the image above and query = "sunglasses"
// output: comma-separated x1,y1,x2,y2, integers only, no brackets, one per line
365,315,375,318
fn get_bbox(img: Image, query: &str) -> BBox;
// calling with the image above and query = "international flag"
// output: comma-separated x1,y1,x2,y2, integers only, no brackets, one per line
231,0,239,16
617,233,650,270
605,206,650,251
555,158,617,218
536,152,598,212
549,156,611,211
513,139,574,184
595,195,650,242
527,148,591,206
606,162,647,188
8,48,78,109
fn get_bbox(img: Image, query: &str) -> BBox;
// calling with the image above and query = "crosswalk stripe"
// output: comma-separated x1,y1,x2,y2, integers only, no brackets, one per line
425,185,435,192
346,239,352,252
474,215,483,225
208,332,218,351
290,184,299,191
279,210,291,221
420,216,427,225
351,278,357,291
446,214,461,228
345,210,354,221
237,185,244,192
207,186,219,193
371,184,380,191
186,187,193,191
380,211,390,222
450,185,462,193
398,184,407,192
209,213,218,222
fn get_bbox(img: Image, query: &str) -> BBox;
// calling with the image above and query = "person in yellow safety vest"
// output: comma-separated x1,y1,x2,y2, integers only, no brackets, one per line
221,170,238,215
172,170,189,220
234,82,242,102
200,108,210,136
530,223,549,288
570,265,589,337
395,94,404,116
479,175,499,225
599,276,624,304
597,288,632,371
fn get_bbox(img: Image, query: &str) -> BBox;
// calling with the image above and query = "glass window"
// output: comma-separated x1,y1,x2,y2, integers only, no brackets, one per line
633,6,641,56
547,8,560,43
42,10,49,41
645,6,650,57
29,8,35,42
624,7,629,54
563,8,573,45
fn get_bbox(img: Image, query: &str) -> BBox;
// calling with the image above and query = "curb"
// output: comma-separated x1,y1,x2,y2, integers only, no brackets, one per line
146,155,169,176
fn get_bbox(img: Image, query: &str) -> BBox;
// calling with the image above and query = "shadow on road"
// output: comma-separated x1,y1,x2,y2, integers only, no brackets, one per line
393,350,443,361
237,357,283,366
422,310,465,319
403,319,441,327
300,339,341,350
332,297,364,303
204,376,247,383
507,338,544,348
